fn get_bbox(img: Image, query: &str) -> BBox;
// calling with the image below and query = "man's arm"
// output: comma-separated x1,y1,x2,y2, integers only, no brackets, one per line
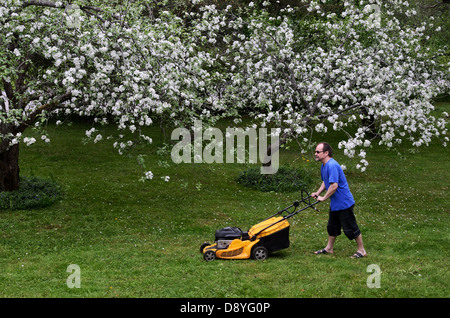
317,182,338,202
311,182,326,199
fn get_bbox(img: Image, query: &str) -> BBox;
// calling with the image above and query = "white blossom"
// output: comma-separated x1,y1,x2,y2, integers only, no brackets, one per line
94,134,102,143
145,171,154,180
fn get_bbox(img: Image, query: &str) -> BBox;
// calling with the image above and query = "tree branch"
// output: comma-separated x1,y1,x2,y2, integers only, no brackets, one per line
22,0,59,8
17,90,72,133
420,1,449,9
316,103,362,120
2,80,15,106
22,0,124,22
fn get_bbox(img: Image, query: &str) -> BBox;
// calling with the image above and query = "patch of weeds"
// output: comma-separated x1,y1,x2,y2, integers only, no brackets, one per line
0,176,62,210
236,165,312,192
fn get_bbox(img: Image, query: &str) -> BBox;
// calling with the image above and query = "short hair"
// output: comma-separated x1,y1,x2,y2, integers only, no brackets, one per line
317,142,333,157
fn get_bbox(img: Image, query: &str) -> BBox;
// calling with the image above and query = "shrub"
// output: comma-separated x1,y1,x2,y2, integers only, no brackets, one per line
236,165,312,193
0,176,62,210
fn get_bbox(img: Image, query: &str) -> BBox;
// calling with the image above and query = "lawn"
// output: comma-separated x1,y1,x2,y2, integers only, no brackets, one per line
0,103,449,299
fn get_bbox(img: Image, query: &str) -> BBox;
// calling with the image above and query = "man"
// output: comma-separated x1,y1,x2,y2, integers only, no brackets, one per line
311,142,367,259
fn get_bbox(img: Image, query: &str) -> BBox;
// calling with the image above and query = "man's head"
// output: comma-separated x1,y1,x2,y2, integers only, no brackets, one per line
315,142,333,163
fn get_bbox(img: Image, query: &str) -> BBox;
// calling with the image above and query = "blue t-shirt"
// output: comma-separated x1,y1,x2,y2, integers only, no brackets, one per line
321,158,355,211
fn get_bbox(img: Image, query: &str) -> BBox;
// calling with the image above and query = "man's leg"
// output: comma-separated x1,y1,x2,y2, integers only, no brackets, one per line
325,235,336,253
315,210,341,254
314,236,336,254
353,234,367,257
338,205,368,257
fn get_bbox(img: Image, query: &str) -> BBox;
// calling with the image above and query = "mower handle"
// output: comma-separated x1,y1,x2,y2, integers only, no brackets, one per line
267,189,319,220
253,198,321,239
301,189,312,205
264,189,319,221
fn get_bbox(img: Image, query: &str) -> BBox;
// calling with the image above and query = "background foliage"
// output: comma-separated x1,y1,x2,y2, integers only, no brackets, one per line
0,176,61,210
236,165,312,192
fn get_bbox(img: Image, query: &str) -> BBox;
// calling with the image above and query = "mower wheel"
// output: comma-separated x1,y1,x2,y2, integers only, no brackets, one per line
252,246,268,261
203,250,216,262
200,242,211,253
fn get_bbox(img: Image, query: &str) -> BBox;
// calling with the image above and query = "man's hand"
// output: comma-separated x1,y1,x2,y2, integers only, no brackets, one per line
312,193,325,201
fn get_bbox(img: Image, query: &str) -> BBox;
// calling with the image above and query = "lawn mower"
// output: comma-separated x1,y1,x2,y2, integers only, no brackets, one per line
200,190,320,261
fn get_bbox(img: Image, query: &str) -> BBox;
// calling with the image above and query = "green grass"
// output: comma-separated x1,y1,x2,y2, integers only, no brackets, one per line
0,104,449,298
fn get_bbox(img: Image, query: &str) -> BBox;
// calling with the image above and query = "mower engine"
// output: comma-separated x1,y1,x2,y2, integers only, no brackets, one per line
216,240,233,249
214,227,249,249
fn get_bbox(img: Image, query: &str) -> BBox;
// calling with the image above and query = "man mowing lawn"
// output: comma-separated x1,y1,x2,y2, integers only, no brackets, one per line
311,142,368,259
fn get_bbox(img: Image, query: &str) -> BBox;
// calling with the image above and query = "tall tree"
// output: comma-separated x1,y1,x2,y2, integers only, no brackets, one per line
1,0,448,191
0,0,231,191
213,0,449,170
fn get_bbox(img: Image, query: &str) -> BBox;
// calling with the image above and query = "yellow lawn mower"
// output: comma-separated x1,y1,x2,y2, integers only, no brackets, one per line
200,190,320,261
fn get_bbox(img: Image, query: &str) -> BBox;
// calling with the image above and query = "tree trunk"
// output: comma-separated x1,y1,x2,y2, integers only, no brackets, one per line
0,144,20,192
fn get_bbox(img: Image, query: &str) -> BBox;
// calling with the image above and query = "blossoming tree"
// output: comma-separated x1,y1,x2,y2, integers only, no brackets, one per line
1,0,448,191
216,0,449,171
0,0,232,191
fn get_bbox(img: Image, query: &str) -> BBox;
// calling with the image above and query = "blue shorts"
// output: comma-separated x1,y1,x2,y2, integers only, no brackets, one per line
327,205,361,240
